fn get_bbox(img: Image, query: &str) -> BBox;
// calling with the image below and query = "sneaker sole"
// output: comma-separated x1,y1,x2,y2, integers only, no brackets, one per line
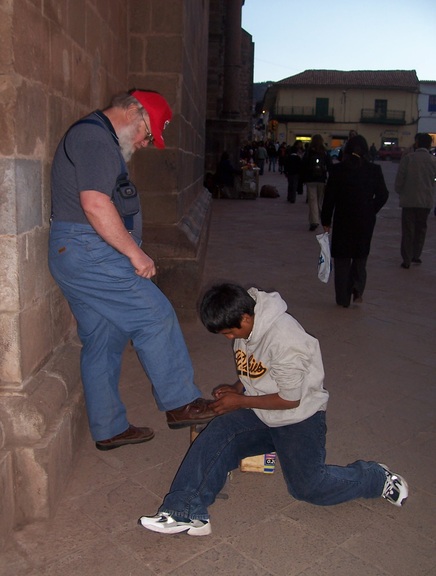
138,517,192,534
138,517,211,536
394,474,409,506
379,463,409,506
187,522,212,536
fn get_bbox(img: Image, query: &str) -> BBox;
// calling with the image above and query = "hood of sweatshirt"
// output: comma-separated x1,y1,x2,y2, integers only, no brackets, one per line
247,287,287,345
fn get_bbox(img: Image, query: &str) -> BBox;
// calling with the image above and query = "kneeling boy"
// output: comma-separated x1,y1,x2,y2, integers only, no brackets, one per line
138,283,408,536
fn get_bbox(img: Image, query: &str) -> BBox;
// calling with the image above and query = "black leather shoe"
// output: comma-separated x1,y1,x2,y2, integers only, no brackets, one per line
95,424,155,451
400,262,410,269
166,398,216,430
411,258,422,264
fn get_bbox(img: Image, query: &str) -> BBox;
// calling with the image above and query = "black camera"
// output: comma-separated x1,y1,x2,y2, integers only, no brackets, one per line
112,173,140,217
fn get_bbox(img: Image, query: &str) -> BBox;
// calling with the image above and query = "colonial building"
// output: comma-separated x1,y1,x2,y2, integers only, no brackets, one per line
418,80,436,142
262,69,420,150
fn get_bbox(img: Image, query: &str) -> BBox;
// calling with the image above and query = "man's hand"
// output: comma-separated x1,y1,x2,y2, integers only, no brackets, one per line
81,190,156,277
130,251,156,278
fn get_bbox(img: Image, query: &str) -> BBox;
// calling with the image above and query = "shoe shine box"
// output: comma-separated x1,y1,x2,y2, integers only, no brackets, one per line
240,453,276,474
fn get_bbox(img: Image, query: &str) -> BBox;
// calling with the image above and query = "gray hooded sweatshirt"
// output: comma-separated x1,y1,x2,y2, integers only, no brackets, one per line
233,288,329,427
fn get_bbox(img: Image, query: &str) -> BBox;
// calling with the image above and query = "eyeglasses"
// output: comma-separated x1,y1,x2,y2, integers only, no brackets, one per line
140,112,154,144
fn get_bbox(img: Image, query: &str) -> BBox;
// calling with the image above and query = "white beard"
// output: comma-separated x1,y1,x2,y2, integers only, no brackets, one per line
118,121,140,162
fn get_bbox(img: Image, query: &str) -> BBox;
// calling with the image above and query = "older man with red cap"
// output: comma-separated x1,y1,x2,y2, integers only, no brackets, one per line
49,89,215,450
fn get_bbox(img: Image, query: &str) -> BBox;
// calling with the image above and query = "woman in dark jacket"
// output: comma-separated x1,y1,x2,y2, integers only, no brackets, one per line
321,136,389,307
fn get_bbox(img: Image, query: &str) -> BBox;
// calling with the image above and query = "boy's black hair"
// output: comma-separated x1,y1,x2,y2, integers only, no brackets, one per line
199,283,256,333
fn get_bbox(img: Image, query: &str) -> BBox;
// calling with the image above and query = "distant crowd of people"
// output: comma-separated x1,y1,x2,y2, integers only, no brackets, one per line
210,131,436,310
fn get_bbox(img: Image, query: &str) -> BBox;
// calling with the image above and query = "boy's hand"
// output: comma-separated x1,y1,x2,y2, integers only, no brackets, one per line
211,392,245,415
212,384,240,399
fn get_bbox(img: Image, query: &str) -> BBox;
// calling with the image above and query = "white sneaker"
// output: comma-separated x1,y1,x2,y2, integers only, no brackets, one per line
379,463,409,507
138,513,211,536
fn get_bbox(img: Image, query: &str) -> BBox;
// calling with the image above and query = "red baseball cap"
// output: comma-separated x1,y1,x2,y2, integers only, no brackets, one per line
131,89,173,149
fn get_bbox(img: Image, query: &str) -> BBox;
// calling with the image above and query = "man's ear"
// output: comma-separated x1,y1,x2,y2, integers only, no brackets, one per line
126,104,141,121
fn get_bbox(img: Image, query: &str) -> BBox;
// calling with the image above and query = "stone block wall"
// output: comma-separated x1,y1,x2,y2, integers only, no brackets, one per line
128,0,212,317
0,0,212,549
205,0,252,174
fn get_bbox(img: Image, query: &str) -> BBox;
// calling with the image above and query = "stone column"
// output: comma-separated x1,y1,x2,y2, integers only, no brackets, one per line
222,0,243,118
128,0,212,319
0,0,127,549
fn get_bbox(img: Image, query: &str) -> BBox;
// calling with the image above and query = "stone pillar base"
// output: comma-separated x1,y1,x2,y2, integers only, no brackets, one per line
0,340,87,550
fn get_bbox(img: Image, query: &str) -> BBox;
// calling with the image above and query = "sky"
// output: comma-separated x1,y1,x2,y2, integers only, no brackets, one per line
242,0,436,84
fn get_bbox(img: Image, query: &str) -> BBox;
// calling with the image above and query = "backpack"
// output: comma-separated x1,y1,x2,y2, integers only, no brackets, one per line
304,151,327,181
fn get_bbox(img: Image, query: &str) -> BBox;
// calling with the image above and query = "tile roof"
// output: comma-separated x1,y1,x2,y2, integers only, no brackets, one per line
277,70,419,91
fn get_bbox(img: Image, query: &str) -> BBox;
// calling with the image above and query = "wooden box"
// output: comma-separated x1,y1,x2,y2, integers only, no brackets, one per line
240,453,276,474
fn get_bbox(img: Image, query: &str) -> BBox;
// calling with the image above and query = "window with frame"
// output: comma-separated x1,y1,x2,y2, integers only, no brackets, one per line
316,98,329,117
428,95,436,112
375,99,387,118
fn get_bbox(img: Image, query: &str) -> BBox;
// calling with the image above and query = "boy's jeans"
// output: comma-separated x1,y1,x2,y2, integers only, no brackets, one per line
160,410,386,521
48,221,201,441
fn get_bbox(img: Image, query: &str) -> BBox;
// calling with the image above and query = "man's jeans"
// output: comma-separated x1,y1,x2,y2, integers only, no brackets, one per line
160,410,386,521
401,207,430,265
48,221,201,441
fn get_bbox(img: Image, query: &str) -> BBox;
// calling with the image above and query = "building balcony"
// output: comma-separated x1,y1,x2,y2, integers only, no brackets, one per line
272,106,335,123
360,109,406,125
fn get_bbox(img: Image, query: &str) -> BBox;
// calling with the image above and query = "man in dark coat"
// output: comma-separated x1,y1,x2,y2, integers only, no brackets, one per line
321,136,389,307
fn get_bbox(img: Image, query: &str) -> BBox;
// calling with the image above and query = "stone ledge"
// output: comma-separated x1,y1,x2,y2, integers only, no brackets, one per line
0,340,82,447
14,385,87,526
0,339,87,550
0,451,15,550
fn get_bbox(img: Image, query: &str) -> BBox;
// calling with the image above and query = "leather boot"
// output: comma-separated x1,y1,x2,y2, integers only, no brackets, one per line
166,398,216,429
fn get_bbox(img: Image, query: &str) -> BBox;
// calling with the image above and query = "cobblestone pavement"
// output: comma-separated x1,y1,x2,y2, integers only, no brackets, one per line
2,162,435,576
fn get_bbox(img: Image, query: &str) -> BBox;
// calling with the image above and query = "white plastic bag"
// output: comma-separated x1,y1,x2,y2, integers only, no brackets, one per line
316,232,331,283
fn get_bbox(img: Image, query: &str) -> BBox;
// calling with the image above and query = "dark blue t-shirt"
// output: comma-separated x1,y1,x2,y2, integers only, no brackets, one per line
50,112,142,241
